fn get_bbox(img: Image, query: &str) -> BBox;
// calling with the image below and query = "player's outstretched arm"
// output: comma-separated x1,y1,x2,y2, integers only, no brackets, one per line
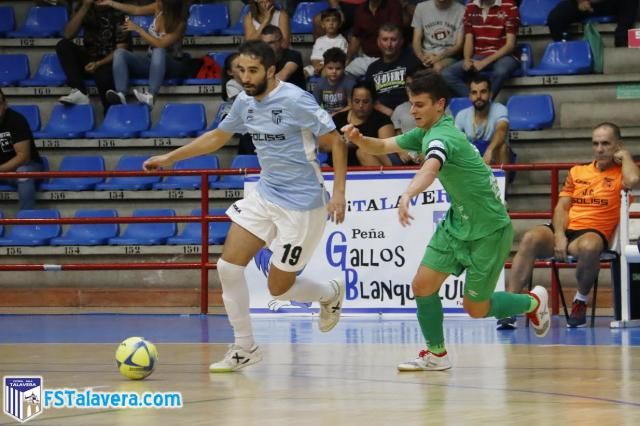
319,130,347,224
398,158,440,227
143,128,234,171
341,124,401,154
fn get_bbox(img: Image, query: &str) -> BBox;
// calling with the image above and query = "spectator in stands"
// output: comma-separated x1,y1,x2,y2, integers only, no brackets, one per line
56,0,130,112
244,0,291,47
98,0,189,108
411,0,464,73
500,123,640,329
222,53,242,102
548,0,638,47
315,0,366,38
389,72,421,165
345,0,404,78
304,8,348,78
0,89,44,210
365,24,422,117
332,81,396,166
313,48,356,115
441,0,520,98
454,76,514,166
261,25,307,90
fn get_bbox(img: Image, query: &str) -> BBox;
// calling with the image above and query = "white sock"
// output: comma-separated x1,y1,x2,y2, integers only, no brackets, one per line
574,291,589,303
273,276,336,303
217,258,254,350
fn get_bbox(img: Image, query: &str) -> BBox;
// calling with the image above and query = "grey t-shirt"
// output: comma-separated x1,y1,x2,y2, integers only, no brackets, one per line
411,0,465,54
313,74,357,114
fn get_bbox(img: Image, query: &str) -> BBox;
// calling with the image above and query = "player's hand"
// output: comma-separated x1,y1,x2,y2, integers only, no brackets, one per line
398,193,414,227
613,149,630,165
482,148,493,165
84,61,97,73
340,124,364,145
553,234,569,262
143,154,174,171
327,191,346,224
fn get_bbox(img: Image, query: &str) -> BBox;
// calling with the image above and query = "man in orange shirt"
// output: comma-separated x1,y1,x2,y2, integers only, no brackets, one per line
501,122,639,329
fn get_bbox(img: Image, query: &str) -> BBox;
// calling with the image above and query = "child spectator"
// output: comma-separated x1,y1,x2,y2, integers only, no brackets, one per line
313,48,356,115
304,8,348,78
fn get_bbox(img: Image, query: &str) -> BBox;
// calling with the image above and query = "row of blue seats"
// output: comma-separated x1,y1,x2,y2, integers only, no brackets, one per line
0,40,595,88
0,154,260,191
0,52,232,87
0,208,231,246
0,2,325,39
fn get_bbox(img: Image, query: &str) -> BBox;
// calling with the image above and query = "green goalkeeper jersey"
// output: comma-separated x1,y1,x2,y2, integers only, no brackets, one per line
396,114,511,241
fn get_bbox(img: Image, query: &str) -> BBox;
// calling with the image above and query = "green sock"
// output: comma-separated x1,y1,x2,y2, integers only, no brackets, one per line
416,293,446,355
486,291,537,319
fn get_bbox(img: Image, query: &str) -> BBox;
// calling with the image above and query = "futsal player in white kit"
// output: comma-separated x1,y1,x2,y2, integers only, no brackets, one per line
144,40,348,373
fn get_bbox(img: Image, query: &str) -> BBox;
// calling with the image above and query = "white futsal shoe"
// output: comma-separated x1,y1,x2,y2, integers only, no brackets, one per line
397,350,452,372
209,344,263,373
527,285,550,338
318,279,346,332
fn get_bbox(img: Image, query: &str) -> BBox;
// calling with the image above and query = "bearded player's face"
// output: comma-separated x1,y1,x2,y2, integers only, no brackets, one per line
236,54,272,97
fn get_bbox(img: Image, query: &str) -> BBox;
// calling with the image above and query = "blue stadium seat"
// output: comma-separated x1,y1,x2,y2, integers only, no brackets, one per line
291,1,329,34
108,209,176,245
40,155,105,191
583,15,615,24
140,103,206,138
0,6,16,36
85,104,150,138
19,53,66,87
197,101,233,135
95,155,161,190
7,6,68,38
186,4,229,36
448,97,472,118
34,104,95,139
0,54,30,86
519,0,561,26
167,208,230,245
527,40,593,75
512,43,533,77
50,209,119,246
11,105,40,132
130,77,182,86
129,15,154,37
0,209,61,246
211,155,260,189
153,155,220,190
184,51,232,85
317,151,329,165
507,94,555,130
219,4,250,35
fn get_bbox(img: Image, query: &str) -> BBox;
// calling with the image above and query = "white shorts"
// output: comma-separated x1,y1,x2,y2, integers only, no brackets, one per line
226,190,327,272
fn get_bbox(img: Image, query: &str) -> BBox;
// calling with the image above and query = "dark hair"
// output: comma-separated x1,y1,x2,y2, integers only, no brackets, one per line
221,52,240,102
261,24,283,39
238,40,277,70
469,74,492,91
323,47,346,66
594,122,622,140
407,69,450,108
162,0,188,34
250,0,280,23
351,80,377,101
320,8,341,22
378,23,402,36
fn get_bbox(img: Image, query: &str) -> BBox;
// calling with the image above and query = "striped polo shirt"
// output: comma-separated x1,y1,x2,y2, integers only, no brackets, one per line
463,0,520,57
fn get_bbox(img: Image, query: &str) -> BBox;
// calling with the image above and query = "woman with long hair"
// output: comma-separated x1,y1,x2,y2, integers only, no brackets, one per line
243,0,290,47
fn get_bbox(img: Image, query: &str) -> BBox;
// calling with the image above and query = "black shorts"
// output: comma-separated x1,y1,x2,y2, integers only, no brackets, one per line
542,224,609,249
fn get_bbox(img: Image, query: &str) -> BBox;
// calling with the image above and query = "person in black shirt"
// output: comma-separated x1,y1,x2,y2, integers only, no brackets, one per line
55,0,130,111
0,89,43,210
260,25,307,90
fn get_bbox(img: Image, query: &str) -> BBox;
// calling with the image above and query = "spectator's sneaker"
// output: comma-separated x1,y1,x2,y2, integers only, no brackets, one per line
106,90,126,105
134,89,154,108
496,316,517,330
318,279,345,332
397,350,452,371
59,88,89,105
209,344,262,373
567,300,587,328
527,286,550,338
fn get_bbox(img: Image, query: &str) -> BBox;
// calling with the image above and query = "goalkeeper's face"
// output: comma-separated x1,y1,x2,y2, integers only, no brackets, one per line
591,126,619,166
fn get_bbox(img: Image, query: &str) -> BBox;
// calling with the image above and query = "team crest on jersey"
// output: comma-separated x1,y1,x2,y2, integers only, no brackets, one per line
603,177,615,189
246,108,254,122
271,109,283,125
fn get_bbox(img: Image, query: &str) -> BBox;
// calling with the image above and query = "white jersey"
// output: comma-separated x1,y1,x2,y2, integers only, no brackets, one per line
218,81,336,210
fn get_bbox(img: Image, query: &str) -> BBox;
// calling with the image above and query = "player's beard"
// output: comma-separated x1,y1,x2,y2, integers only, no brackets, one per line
243,77,268,97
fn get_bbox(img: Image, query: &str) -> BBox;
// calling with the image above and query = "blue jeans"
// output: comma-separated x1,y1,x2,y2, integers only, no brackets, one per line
112,48,189,95
0,160,44,210
442,55,519,98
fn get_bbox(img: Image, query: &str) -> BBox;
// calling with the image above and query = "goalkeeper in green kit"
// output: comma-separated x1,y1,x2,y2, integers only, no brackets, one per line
341,70,550,371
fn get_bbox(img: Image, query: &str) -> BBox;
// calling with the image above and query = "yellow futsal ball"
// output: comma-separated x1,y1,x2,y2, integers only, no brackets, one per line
115,337,158,380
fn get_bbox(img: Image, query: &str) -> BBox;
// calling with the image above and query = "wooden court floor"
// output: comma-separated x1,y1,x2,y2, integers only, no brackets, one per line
1,315,640,425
